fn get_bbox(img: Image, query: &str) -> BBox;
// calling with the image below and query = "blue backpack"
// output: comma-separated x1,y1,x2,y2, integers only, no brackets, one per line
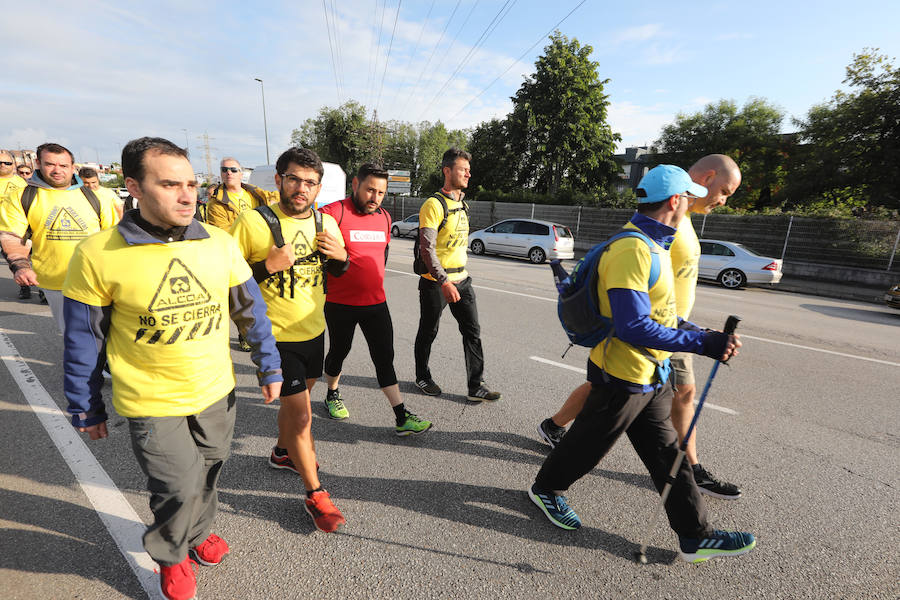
552,229,660,355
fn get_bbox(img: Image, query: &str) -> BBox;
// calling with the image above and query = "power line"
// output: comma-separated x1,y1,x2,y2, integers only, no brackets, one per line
386,0,436,112
416,0,517,122
368,0,388,112
374,0,403,114
448,0,590,122
395,0,462,116
322,0,342,104
364,0,379,108
330,0,347,100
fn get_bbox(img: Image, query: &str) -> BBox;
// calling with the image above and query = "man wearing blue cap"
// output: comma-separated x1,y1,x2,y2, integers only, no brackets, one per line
527,164,756,563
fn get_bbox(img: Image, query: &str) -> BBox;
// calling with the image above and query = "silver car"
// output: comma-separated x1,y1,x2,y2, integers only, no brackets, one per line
468,218,575,264
699,239,783,289
390,214,419,238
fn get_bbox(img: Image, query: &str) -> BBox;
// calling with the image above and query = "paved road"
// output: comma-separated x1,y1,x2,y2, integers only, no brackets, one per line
1,239,898,599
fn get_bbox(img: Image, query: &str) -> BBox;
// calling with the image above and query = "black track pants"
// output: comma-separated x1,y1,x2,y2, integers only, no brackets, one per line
324,301,398,388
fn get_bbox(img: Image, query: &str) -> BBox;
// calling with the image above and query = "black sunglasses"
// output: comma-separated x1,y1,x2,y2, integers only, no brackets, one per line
0,161,13,166
221,166,241,173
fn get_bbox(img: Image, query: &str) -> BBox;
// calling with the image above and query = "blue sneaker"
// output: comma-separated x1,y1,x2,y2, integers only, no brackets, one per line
528,484,582,530
678,529,756,563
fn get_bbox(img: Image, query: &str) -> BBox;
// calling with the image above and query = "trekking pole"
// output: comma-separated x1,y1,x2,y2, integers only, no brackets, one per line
633,315,741,564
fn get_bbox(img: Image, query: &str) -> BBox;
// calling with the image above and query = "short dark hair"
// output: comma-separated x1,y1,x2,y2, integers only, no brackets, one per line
122,137,188,183
276,147,324,181
636,199,667,214
37,143,74,163
356,162,388,182
78,166,99,180
441,147,471,169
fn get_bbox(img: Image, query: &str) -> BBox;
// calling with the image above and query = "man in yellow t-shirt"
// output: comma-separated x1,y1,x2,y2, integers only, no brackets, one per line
79,166,124,219
206,157,277,230
231,147,349,534
0,143,119,332
0,149,30,299
529,165,755,564
63,137,282,600
536,155,744,500
413,148,500,402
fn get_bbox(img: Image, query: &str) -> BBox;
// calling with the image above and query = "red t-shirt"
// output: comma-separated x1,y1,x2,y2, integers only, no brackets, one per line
319,197,391,306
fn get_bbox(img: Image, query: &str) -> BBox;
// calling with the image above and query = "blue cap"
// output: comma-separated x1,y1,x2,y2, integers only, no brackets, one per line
636,165,707,203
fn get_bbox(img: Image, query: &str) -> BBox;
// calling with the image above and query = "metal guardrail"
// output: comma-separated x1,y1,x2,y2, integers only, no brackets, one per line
382,196,900,273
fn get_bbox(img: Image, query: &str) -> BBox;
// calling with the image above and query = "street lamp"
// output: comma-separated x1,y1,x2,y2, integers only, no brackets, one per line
182,128,190,155
254,77,270,164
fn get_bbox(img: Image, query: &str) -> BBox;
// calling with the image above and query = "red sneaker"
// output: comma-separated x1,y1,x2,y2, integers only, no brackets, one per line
305,490,346,532
158,557,197,600
189,533,229,566
269,447,319,475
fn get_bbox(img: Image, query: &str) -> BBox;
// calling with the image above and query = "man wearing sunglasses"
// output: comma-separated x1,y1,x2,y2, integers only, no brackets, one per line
0,150,31,299
206,158,276,231
17,164,33,179
0,143,118,332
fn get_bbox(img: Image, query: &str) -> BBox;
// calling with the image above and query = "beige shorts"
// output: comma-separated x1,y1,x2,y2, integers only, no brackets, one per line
670,352,695,386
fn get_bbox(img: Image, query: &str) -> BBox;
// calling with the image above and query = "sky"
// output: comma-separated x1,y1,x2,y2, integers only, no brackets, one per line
2,0,899,170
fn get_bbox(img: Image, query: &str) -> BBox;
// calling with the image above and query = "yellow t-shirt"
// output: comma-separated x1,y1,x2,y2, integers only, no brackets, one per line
419,192,469,282
63,224,252,417
589,223,677,385
0,185,119,290
206,186,276,230
670,216,700,320
0,175,27,201
230,205,344,342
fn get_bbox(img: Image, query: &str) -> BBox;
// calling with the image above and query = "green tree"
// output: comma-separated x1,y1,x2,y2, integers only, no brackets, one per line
790,49,900,212
468,118,516,194
290,100,371,177
506,32,620,196
412,121,469,196
652,98,786,210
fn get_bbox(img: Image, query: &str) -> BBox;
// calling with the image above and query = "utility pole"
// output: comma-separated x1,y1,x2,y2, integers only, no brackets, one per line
254,78,270,164
199,131,216,182
182,129,190,155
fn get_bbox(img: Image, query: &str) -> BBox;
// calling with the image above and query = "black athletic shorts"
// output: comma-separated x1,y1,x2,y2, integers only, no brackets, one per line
276,333,325,396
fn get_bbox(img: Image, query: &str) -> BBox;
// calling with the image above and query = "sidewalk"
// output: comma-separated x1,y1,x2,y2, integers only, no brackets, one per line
773,275,890,305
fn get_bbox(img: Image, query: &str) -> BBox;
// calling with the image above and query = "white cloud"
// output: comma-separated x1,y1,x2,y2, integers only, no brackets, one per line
613,24,664,44
607,101,678,151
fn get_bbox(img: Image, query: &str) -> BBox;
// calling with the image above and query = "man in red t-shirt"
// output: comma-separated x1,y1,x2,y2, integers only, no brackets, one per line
319,163,432,436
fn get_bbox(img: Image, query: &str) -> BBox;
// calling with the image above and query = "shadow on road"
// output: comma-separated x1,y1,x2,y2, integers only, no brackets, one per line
799,303,900,325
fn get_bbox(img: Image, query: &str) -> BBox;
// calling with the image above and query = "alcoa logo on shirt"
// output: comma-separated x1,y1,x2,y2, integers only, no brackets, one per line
133,258,222,345
349,230,386,243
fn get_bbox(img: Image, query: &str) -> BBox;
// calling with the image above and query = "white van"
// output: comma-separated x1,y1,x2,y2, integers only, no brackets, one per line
248,162,346,208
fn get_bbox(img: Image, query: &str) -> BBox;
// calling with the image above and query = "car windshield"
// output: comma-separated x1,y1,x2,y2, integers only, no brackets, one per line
732,243,765,257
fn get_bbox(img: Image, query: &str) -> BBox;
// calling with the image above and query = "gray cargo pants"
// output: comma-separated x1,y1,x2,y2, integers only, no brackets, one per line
127,391,236,566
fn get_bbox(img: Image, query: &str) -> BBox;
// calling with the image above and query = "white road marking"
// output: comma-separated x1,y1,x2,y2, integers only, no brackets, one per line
0,331,162,600
386,268,556,302
528,356,739,415
740,334,900,368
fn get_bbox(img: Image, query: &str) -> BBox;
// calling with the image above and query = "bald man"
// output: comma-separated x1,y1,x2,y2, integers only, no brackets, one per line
537,154,744,500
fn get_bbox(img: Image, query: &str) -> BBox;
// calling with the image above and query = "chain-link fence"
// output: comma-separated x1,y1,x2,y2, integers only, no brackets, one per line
382,196,900,273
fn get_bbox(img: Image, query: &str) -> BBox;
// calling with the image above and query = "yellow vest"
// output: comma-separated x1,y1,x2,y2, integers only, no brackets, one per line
419,192,469,282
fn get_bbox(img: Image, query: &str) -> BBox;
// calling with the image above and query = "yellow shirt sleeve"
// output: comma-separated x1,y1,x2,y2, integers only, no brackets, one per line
602,238,655,293
224,229,253,286
0,186,28,237
63,241,112,306
418,197,444,229
322,213,344,247
206,198,233,230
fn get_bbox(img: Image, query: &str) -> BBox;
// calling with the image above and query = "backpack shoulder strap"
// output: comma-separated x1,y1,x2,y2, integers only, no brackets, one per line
431,192,450,231
242,183,266,207
314,208,323,233
80,186,102,218
253,205,284,247
20,185,37,217
610,229,661,289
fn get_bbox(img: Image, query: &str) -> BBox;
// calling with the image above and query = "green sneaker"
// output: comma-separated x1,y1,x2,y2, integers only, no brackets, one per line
395,411,433,436
325,389,349,420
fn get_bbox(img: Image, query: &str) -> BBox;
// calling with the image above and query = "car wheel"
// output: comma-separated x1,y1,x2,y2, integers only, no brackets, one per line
471,239,485,255
391,226,400,237
528,247,546,264
718,268,746,289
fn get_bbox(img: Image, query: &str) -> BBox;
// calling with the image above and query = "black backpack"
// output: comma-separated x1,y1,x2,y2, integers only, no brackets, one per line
253,205,326,296
20,184,102,241
412,192,468,275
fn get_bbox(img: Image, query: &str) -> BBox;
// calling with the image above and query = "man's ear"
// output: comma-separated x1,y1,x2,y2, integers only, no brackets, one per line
124,177,140,199
351,176,359,194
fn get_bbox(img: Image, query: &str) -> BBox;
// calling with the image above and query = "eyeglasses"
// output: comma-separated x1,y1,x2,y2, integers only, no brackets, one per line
281,174,320,189
220,166,241,173
0,161,13,166
17,169,32,175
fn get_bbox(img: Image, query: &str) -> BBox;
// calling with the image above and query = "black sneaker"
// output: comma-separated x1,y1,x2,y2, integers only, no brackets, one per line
467,384,501,402
18,285,31,300
415,378,442,396
693,464,741,500
38,290,48,304
238,333,252,352
536,418,566,449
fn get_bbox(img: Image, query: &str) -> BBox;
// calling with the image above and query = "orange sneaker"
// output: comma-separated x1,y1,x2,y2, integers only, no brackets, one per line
189,533,229,566
158,556,197,600
305,490,346,532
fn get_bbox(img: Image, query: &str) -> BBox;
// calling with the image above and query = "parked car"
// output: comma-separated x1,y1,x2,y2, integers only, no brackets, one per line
390,214,419,238
698,239,783,289
468,219,574,264
884,283,900,309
